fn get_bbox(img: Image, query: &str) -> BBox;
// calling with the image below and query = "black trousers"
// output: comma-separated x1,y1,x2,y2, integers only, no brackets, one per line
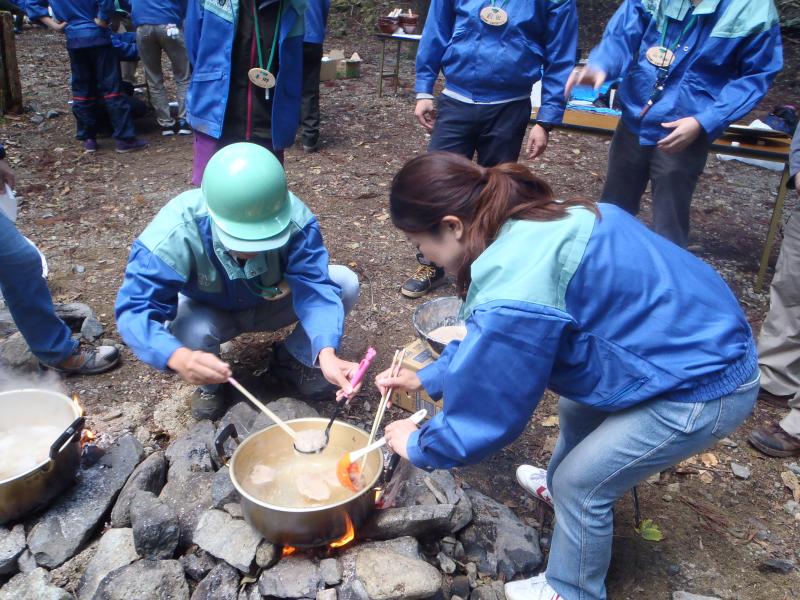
601,122,710,248
428,94,532,167
300,42,323,148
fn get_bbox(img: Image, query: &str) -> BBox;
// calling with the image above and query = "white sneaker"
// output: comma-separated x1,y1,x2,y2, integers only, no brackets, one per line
505,574,563,600
516,464,554,508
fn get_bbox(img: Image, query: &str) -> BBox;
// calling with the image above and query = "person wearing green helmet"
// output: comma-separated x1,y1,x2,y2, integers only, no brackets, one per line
115,142,360,419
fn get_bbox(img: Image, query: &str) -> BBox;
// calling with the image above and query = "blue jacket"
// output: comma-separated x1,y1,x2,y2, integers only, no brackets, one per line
415,0,577,124
112,31,138,60
27,0,114,48
184,0,305,148
588,0,783,145
115,189,345,371
407,204,757,471
131,0,186,26
303,0,328,44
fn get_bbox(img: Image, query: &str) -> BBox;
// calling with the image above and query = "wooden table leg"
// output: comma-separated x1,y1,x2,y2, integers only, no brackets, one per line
756,162,791,293
393,40,402,95
377,38,386,98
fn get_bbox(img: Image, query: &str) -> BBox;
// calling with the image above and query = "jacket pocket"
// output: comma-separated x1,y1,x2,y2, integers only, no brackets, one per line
192,69,224,83
602,377,649,407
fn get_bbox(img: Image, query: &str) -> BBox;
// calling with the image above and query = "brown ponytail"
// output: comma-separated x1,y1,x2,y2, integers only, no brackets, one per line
390,152,598,297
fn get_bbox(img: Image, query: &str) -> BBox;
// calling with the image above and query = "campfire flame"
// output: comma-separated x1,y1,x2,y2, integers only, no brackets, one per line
80,428,95,447
281,546,297,557
329,514,355,549
72,394,84,417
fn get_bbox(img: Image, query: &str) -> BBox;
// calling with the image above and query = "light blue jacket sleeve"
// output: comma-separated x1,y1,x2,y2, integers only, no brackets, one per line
415,0,455,95
694,26,783,140
537,0,578,125
114,241,186,371
407,303,569,471
587,0,648,81
283,219,345,365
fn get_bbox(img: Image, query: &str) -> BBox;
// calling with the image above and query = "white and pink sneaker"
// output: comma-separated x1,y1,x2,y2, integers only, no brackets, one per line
516,465,554,508
505,573,563,600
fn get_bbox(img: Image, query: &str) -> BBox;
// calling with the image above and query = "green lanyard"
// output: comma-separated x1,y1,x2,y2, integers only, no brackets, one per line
658,0,698,55
252,0,282,75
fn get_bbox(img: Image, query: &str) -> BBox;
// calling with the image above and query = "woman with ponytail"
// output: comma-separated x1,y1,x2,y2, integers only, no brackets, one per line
378,152,759,600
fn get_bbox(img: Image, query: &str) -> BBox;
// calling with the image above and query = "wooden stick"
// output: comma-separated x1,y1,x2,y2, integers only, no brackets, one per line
228,377,297,439
361,350,404,469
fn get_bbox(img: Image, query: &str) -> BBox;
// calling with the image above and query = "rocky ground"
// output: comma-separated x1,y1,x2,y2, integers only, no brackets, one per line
1,11,800,600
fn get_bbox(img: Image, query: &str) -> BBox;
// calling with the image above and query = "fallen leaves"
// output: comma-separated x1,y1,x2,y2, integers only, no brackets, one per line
781,470,800,502
635,518,664,542
541,415,559,428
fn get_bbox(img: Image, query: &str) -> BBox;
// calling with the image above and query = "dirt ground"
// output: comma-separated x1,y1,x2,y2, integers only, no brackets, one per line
5,9,800,599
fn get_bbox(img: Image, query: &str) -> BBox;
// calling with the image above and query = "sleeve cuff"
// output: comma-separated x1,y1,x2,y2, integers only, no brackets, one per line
418,361,445,399
416,93,435,100
415,78,436,95
406,428,435,471
310,333,341,366
694,111,724,142
158,338,185,371
535,106,564,126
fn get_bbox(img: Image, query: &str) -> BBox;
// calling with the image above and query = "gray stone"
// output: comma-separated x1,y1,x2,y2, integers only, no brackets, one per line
0,567,71,600
438,552,457,575
179,549,217,582
94,559,189,600
30,113,45,124
258,555,321,598
165,421,215,481
457,489,542,580
451,576,471,598
317,589,337,600
238,584,261,600
469,582,505,600
717,437,737,448
338,536,421,577
80,315,104,341
224,503,244,519
787,462,800,477
355,548,442,600
0,524,25,576
193,509,261,572
672,593,722,600
759,558,796,574
466,563,478,587
730,463,751,480
76,528,138,600
27,434,144,568
16,549,37,573
255,540,279,569
320,557,342,585
0,332,38,370
111,451,167,528
784,500,800,516
131,490,180,560
191,562,240,600
53,302,93,330
337,579,370,600
361,504,457,540
159,471,214,548
45,109,61,119
212,466,240,508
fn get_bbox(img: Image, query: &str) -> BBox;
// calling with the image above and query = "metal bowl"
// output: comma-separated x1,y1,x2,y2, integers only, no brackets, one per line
412,296,465,355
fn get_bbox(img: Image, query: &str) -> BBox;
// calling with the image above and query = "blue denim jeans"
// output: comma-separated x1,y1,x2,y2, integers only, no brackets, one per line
167,265,359,392
545,370,760,600
0,212,77,365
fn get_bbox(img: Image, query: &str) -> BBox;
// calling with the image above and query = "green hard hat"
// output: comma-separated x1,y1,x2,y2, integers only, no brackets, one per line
202,143,293,252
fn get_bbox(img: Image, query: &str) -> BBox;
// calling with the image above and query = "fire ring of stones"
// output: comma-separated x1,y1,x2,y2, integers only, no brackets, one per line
0,398,543,600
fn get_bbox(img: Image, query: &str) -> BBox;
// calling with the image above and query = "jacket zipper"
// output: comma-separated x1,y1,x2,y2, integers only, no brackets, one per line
604,377,648,406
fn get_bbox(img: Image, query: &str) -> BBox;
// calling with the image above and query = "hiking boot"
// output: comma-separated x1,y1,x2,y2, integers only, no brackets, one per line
161,124,175,136
177,119,192,135
83,138,98,153
302,142,319,153
758,387,793,408
190,387,226,421
505,574,562,600
401,255,446,298
115,138,149,153
516,464,554,508
269,343,334,400
46,345,120,375
748,422,800,457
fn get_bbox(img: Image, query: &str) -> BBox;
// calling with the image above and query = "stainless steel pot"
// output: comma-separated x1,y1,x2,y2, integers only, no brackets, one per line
0,389,84,525
215,418,384,548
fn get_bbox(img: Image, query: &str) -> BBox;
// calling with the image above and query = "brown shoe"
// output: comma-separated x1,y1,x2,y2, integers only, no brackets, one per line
757,387,794,408
748,422,800,457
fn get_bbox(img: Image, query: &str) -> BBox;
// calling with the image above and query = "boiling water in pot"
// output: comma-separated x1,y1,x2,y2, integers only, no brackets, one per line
240,441,377,509
0,425,63,481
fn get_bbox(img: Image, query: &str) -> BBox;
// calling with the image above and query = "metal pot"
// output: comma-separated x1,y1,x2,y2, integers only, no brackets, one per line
0,389,84,525
413,296,465,355
215,418,385,548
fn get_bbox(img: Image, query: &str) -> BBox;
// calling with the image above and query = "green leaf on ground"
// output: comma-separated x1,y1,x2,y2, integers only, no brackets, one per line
636,518,665,542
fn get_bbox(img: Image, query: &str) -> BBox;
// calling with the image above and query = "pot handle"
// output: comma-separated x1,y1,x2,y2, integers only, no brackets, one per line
49,415,86,460
214,423,240,465
382,453,402,485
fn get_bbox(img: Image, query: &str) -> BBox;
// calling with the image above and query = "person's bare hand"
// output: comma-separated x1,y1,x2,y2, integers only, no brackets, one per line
0,159,16,188
384,418,419,459
415,99,436,132
94,17,109,28
319,348,360,399
167,347,232,385
41,16,66,31
525,124,550,160
658,117,702,154
375,367,422,401
565,66,607,100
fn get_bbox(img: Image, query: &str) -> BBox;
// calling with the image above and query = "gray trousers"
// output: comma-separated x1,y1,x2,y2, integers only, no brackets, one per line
136,24,190,127
601,122,710,248
758,198,800,437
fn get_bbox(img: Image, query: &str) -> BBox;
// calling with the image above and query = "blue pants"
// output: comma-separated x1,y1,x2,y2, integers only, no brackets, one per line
168,265,360,392
0,213,77,365
544,371,759,600
68,44,136,141
429,95,532,167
